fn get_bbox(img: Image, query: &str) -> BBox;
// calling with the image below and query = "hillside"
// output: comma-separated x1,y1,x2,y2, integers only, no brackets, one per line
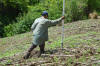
0,19,100,66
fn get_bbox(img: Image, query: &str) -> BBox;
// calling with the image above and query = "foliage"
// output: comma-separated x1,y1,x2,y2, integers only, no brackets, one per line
0,19,100,65
0,0,39,37
0,21,3,37
88,0,100,12
88,0,100,15
0,0,30,24
4,5,42,37
4,0,61,36
66,0,88,21
4,0,88,37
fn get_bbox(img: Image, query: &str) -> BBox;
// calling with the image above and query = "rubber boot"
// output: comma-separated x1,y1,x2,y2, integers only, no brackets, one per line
23,44,37,59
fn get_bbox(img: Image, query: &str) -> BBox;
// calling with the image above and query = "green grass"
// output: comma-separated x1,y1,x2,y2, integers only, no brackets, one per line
0,19,100,65
0,44,30,58
47,31,100,49
0,32,32,58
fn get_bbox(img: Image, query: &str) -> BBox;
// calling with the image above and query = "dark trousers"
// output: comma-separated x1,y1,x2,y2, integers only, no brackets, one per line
28,42,45,53
24,42,45,59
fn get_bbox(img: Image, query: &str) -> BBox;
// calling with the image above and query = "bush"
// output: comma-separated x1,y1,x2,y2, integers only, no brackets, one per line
88,0,100,11
88,0,100,15
4,0,88,37
0,0,41,37
66,0,88,21
41,0,88,21
4,5,43,37
4,24,15,37
0,21,3,37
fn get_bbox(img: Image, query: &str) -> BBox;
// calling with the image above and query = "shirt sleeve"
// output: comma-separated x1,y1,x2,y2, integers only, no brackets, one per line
46,17,62,27
31,22,37,31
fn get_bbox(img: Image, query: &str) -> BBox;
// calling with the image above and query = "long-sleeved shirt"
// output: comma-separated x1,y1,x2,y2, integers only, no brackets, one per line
31,16,62,45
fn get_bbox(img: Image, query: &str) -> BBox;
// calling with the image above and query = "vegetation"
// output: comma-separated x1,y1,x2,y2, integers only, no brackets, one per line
88,0,100,12
0,0,100,65
0,19,100,65
0,0,39,37
1,0,100,37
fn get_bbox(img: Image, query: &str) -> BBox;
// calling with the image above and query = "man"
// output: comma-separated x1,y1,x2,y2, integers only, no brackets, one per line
23,11,65,59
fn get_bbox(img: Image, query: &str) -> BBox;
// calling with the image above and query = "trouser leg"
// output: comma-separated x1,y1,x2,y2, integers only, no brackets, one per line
28,44,37,52
38,42,45,57
23,43,37,59
40,42,45,53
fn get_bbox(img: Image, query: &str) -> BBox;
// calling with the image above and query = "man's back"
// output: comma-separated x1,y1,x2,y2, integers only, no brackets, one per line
31,17,48,42
33,17,48,35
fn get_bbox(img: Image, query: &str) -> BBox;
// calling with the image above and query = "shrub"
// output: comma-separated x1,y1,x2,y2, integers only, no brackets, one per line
4,4,43,37
3,24,15,37
0,0,41,37
66,0,88,21
4,0,88,37
88,0,100,15
0,21,3,37
41,0,88,21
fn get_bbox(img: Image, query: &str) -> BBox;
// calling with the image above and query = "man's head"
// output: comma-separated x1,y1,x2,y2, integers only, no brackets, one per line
42,11,48,18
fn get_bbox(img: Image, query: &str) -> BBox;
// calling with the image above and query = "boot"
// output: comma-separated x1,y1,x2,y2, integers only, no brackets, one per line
23,52,31,59
23,44,37,59
38,51,45,57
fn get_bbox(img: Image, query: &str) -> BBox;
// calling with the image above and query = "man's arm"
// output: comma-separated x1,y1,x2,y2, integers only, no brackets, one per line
47,16,65,26
31,22,37,31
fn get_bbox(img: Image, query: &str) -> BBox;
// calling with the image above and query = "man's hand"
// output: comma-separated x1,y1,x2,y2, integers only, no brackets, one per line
61,16,65,20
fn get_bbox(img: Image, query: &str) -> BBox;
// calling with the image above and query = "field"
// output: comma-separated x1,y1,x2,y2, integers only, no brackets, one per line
0,19,100,66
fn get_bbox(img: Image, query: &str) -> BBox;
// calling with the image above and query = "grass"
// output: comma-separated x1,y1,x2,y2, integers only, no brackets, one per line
47,31,100,49
0,19,100,65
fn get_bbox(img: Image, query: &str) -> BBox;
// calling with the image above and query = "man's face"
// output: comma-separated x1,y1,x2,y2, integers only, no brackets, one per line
44,15,48,18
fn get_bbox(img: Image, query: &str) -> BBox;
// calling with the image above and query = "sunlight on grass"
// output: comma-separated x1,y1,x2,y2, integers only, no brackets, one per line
0,44,30,59
46,31,99,49
0,31,99,59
